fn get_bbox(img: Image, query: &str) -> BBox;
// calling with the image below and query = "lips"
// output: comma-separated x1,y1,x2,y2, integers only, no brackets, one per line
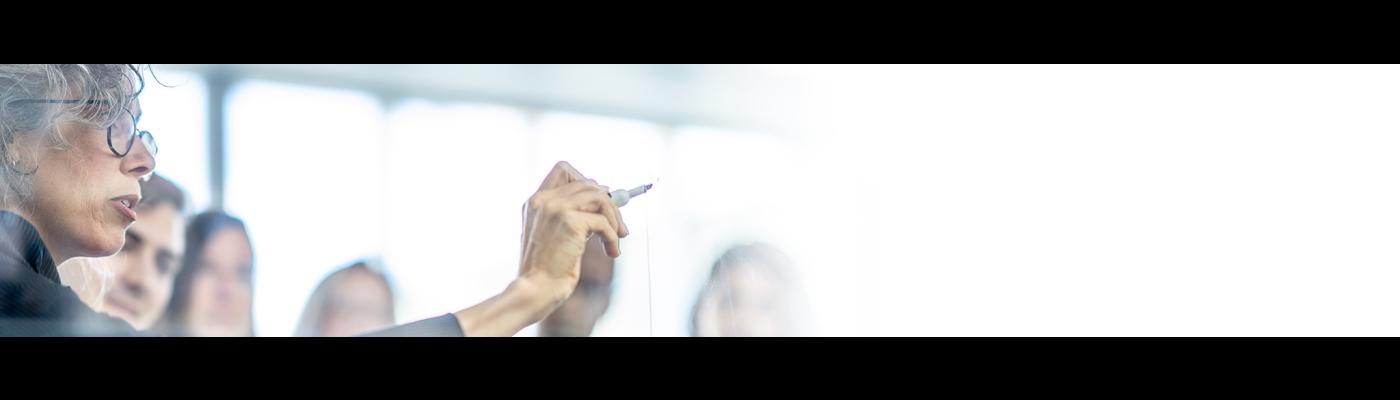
111,199,138,221
110,194,141,222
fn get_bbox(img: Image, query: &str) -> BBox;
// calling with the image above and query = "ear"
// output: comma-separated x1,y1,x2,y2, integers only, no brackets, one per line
4,136,41,174
3,141,28,174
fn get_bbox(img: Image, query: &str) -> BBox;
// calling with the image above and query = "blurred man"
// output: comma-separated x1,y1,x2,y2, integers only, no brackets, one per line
69,175,186,329
690,243,807,336
538,236,614,337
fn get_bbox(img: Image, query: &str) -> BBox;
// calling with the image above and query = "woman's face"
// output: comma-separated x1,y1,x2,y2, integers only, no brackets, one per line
318,269,395,337
102,202,185,329
22,100,155,263
695,265,789,337
183,226,255,337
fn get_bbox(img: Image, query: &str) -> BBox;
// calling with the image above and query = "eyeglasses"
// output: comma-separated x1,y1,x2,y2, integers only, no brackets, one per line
7,99,157,157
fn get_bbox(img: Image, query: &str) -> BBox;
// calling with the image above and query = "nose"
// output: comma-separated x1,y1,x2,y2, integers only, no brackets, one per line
122,133,156,180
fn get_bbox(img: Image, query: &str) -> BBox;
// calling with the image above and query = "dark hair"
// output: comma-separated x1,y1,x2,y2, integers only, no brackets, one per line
138,173,185,212
160,210,253,336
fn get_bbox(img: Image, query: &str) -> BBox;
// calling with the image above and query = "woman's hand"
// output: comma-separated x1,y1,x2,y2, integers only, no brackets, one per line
517,161,629,296
454,161,628,336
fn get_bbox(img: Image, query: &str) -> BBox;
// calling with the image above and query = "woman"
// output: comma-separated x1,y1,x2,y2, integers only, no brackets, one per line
0,64,628,337
293,261,396,337
158,211,255,337
690,243,809,337
77,173,187,330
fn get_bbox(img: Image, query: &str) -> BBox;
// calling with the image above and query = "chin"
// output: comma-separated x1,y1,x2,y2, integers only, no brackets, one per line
74,228,126,258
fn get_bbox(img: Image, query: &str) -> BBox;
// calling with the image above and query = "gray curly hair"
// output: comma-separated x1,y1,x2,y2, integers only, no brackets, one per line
0,64,149,203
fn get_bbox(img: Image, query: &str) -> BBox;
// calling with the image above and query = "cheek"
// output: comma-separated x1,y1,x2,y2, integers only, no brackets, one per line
30,147,126,256
229,284,254,318
187,276,218,312
235,283,254,306
151,276,175,306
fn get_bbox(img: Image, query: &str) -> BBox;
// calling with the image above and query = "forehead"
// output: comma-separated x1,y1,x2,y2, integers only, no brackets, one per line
333,271,393,300
201,227,251,261
718,264,783,291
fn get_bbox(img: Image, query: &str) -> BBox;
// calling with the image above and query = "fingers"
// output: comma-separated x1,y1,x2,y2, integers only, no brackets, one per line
552,180,605,196
546,180,626,233
575,189,628,238
528,161,629,258
537,161,588,191
577,213,622,257
548,182,628,238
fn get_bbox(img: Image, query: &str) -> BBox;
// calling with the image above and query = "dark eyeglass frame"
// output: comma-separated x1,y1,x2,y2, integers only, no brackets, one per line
5,99,156,157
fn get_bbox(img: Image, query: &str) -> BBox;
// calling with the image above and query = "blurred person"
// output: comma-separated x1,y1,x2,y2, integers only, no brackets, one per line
690,243,809,337
1,64,628,336
538,236,614,337
157,211,254,336
293,260,396,337
64,174,185,329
